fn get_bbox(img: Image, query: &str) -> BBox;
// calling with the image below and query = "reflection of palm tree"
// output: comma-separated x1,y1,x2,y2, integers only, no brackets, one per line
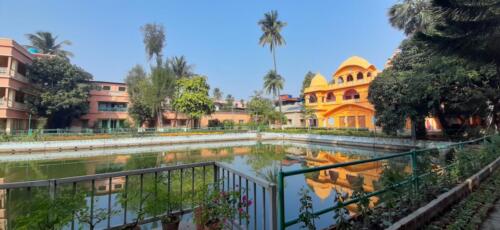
260,165,280,184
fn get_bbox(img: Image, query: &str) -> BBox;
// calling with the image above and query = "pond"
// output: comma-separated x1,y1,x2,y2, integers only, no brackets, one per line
0,140,410,229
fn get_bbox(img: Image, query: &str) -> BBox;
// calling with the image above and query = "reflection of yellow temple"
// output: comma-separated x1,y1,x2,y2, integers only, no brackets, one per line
305,151,383,201
304,56,378,129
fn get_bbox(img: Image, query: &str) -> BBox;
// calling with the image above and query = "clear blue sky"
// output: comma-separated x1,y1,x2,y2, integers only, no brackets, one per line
0,0,405,100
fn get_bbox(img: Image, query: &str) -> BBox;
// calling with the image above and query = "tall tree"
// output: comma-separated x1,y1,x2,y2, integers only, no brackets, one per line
26,57,92,128
141,23,166,66
301,71,315,96
263,70,284,113
168,55,194,127
258,10,287,114
212,88,223,101
247,91,274,124
415,0,500,130
125,65,152,127
169,56,193,78
258,10,287,72
25,31,73,58
144,64,176,127
388,0,432,35
225,94,235,110
172,76,215,128
369,38,497,138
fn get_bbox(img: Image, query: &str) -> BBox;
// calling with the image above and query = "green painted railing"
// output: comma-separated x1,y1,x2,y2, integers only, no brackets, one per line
277,135,492,229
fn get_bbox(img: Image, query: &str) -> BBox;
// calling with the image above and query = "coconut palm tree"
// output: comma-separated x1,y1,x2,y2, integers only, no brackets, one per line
263,70,284,113
169,56,193,78
258,10,287,73
388,0,432,35
25,31,73,57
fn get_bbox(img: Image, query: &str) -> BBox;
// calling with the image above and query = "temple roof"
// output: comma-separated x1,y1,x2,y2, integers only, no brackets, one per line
334,56,375,75
310,73,328,87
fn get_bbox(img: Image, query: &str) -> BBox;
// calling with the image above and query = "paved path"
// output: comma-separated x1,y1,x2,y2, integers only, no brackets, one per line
481,197,500,229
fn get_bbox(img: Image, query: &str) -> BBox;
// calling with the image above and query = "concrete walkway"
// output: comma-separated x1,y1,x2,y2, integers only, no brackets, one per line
481,199,500,230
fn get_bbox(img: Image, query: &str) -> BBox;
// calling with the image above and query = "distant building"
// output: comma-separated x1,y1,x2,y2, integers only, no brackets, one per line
76,81,131,129
0,38,35,133
304,56,379,129
275,94,305,128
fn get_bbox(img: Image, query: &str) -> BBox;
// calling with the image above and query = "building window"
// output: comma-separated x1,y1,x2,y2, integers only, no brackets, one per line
357,72,364,80
339,116,346,127
98,185,107,191
343,89,360,100
14,91,25,103
337,77,344,84
346,75,354,82
102,86,111,91
114,184,122,189
325,92,335,102
16,62,27,76
358,116,366,128
367,72,372,77
347,116,356,128
239,120,244,124
308,94,317,103
288,119,292,124
118,86,126,91
0,56,8,68
98,102,127,111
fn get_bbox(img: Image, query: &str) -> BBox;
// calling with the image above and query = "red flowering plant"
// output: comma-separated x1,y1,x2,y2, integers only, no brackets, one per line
195,182,253,229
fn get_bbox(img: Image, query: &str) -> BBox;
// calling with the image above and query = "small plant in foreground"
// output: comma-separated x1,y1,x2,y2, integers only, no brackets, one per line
298,187,318,230
332,189,353,230
195,182,252,230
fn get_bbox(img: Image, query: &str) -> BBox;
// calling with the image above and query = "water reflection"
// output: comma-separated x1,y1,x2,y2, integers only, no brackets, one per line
0,141,403,229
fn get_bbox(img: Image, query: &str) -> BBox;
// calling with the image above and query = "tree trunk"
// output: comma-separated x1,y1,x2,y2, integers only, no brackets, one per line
272,48,277,73
174,112,178,128
157,108,163,128
493,61,500,132
410,119,416,143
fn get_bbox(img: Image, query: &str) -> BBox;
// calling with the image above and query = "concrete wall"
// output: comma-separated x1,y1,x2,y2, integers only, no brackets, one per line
0,132,452,155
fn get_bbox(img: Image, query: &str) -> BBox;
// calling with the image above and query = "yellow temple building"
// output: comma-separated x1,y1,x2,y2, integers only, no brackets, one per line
304,56,379,129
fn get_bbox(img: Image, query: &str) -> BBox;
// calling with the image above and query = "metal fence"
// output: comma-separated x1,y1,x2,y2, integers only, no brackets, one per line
0,161,277,230
277,135,495,229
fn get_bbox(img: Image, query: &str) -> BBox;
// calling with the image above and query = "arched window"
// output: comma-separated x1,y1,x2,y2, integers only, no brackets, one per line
326,92,336,102
337,77,344,84
346,75,354,82
367,72,372,77
308,94,317,103
356,72,364,80
343,89,360,100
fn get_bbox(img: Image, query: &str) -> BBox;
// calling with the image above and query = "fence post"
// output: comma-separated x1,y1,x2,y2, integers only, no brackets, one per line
269,184,278,230
410,150,419,193
213,164,219,190
278,171,285,230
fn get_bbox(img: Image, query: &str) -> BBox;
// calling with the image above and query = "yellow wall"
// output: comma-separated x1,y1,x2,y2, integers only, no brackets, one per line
304,56,379,130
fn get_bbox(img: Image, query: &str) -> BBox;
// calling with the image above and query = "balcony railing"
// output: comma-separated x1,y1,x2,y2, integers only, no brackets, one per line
9,70,29,83
0,161,278,230
98,107,128,112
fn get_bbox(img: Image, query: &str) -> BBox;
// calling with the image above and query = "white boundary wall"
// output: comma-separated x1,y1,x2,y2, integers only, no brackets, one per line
0,132,452,155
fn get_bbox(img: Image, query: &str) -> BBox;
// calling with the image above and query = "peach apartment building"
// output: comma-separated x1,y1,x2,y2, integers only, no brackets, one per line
76,81,132,129
0,38,34,133
0,38,251,132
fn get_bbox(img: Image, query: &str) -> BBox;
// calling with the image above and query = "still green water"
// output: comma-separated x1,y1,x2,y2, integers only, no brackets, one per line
0,140,405,230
